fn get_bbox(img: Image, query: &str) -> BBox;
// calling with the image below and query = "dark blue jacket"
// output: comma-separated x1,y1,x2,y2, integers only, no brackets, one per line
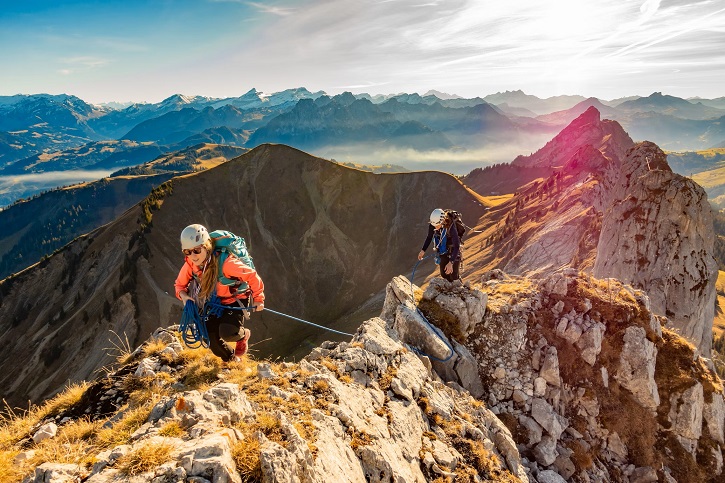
421,223,460,261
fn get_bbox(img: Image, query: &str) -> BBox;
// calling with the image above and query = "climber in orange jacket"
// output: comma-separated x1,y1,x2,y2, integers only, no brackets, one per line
175,224,265,362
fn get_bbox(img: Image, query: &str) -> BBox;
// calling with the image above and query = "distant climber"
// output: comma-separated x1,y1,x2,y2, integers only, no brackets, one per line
174,224,265,362
418,208,463,282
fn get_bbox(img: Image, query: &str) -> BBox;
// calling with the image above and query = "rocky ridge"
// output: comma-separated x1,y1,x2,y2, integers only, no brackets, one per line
470,108,717,358
384,271,724,482
12,269,724,482
13,300,527,482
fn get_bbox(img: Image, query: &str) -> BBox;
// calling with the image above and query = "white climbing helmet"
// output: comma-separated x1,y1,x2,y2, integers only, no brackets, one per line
429,208,446,226
180,224,210,250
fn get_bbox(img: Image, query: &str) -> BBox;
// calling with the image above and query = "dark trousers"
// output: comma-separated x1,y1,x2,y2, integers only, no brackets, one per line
206,300,248,362
439,254,460,282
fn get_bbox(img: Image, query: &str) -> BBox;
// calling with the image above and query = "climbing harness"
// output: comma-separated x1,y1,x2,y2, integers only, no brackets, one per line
433,227,448,265
408,256,455,362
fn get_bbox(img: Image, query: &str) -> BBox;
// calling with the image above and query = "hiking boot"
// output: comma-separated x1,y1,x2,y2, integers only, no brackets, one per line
234,329,251,358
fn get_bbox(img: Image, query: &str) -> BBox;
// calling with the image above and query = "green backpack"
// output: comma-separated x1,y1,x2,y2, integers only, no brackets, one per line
209,230,255,291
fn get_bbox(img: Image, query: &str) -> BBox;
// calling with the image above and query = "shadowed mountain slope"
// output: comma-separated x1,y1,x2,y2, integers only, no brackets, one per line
0,173,176,281
0,140,164,175
0,144,488,407
0,144,247,279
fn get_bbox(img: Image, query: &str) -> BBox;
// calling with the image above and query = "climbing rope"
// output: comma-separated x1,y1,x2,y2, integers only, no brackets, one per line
201,294,354,338
263,308,354,337
179,300,210,348
408,256,455,362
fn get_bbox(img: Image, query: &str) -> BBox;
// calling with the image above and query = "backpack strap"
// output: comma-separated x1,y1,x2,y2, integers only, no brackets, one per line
215,250,250,292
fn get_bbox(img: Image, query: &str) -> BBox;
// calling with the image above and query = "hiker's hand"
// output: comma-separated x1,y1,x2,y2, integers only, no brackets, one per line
445,262,453,274
180,292,191,304
254,303,264,312
418,250,425,260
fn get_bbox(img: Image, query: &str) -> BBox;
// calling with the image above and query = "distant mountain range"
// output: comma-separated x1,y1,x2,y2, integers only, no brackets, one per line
2,88,725,207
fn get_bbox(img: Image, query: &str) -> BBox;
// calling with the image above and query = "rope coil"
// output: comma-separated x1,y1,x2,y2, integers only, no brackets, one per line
179,300,210,348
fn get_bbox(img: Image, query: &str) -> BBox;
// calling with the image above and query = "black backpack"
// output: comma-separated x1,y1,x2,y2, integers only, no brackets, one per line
444,210,466,241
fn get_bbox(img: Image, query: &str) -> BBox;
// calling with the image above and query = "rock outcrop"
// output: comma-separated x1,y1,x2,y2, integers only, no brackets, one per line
14,316,527,482
594,142,718,356
476,109,717,357
385,272,724,483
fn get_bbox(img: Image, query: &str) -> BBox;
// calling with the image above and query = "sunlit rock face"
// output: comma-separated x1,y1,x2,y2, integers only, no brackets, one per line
511,106,633,170
594,142,718,356
482,108,717,357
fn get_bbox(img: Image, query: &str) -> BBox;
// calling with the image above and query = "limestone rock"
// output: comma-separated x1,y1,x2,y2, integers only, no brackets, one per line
421,278,487,338
668,382,704,448
32,422,58,444
594,142,718,356
381,276,417,323
452,341,485,398
531,398,568,440
616,326,659,411
533,435,558,466
393,305,452,360
704,392,725,444
23,463,84,483
630,466,658,483
575,322,605,365
537,469,567,483
539,346,561,387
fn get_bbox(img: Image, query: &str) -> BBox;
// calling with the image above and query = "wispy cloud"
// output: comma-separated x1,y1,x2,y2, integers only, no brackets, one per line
337,82,391,89
3,0,725,102
59,56,110,68
210,0,295,15
607,6,725,59
55,56,110,76
246,1,295,16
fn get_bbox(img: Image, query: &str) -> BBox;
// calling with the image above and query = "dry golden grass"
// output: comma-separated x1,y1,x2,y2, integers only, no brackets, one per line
0,381,89,449
178,351,223,390
319,357,337,372
116,441,174,476
311,379,330,394
457,438,504,477
158,420,185,438
57,417,102,442
223,357,258,386
378,366,398,392
141,338,169,358
256,412,283,439
96,402,154,449
233,438,262,482
481,194,515,207
0,450,26,482
106,330,134,366
348,427,373,451
567,440,594,471
29,436,97,469
234,362,318,451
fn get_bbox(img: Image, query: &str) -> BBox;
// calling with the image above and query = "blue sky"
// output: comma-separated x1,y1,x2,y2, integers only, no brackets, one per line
1,0,724,103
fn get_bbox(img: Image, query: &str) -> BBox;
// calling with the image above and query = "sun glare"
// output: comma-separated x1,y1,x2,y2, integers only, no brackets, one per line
534,0,596,40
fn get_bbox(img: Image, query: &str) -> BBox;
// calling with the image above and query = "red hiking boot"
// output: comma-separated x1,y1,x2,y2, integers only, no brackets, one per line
234,329,251,358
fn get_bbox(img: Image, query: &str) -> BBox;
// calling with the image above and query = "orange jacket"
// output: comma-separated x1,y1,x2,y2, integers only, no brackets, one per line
174,254,265,305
